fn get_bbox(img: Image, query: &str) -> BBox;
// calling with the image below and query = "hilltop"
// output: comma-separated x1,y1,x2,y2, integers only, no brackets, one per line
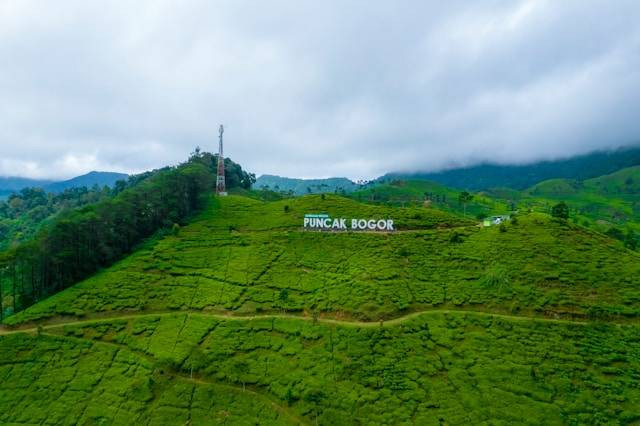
349,169,640,245
1,193,640,424
511,166,640,234
254,175,360,195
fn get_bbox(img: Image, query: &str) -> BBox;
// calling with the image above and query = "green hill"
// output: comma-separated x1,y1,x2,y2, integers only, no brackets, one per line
254,175,360,195
350,179,511,218
515,166,640,234
1,194,640,423
583,165,640,197
349,170,640,242
525,166,640,198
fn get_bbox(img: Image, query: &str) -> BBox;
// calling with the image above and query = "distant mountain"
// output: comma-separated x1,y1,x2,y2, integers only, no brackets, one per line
383,145,640,190
43,171,128,193
0,171,128,195
254,174,360,195
0,177,52,193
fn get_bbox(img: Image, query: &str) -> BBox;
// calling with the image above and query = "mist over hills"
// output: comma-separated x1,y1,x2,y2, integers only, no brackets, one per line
253,146,640,194
383,146,640,190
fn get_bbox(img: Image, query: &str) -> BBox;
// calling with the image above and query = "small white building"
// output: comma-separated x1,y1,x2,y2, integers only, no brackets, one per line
483,215,510,227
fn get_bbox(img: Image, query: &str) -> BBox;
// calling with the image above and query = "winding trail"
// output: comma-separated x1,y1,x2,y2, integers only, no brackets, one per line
0,307,605,336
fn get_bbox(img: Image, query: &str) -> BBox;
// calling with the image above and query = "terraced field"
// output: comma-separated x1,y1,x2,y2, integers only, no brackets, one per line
2,194,640,424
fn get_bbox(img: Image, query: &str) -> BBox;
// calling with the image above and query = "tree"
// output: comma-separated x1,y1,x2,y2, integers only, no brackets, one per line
551,202,569,219
0,264,4,321
449,231,463,243
624,230,638,250
278,288,290,312
458,191,473,217
232,360,250,392
2,155,221,317
304,387,326,425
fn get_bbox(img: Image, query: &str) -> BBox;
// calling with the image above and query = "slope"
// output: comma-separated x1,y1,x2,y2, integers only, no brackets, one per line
516,165,640,233
350,179,512,218
2,194,640,424
5,194,640,325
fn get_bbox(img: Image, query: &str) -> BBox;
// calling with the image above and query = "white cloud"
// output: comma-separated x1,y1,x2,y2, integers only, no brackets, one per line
0,0,639,180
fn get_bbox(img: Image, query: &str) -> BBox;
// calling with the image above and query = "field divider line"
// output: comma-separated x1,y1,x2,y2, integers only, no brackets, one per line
0,307,618,336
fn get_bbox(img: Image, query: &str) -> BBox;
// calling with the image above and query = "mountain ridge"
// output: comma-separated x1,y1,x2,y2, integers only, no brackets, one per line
254,174,360,195
0,171,128,195
383,145,640,190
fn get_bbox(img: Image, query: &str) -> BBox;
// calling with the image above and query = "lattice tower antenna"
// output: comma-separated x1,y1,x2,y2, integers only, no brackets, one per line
216,124,227,196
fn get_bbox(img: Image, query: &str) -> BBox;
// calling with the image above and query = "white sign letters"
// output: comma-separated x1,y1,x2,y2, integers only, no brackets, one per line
303,214,394,232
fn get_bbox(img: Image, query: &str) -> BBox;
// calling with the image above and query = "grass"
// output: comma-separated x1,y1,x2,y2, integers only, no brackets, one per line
351,171,640,235
350,179,512,218
0,332,295,425
514,167,640,233
4,196,640,325
2,193,640,424
2,312,639,424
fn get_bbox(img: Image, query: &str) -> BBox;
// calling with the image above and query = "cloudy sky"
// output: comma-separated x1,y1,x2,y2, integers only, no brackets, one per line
1,0,639,180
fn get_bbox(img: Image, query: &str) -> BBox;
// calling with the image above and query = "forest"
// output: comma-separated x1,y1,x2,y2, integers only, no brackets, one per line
0,151,254,318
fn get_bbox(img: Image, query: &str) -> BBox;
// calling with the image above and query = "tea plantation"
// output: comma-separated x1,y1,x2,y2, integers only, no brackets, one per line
1,194,640,424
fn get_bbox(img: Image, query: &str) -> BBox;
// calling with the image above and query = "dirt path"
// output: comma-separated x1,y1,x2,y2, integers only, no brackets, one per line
0,307,599,336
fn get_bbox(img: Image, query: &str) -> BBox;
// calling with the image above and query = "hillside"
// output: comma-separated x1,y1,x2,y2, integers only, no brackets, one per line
350,179,511,218
1,194,640,423
515,166,640,233
255,175,360,195
350,170,640,242
384,145,640,190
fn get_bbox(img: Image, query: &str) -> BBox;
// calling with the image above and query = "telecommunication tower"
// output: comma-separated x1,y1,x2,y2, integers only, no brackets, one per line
216,124,227,196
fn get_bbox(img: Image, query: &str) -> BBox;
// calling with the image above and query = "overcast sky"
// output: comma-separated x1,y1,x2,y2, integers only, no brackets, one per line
1,1,639,180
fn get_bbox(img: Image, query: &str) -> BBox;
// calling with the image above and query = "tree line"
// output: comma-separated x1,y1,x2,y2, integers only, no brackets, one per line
0,151,254,319
0,186,116,250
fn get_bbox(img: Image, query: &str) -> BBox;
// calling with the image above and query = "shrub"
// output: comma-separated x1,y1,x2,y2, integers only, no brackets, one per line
606,227,625,241
551,202,569,219
480,266,510,290
624,230,638,250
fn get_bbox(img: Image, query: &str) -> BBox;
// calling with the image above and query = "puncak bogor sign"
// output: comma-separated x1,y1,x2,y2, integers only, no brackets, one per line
304,214,395,231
